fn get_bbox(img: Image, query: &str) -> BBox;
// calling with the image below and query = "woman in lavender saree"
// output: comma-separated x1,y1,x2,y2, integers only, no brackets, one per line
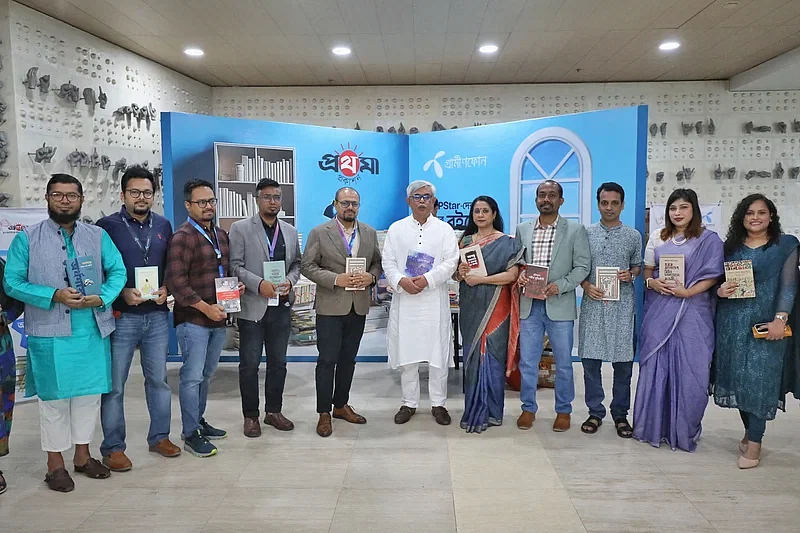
453,197,523,433
634,189,724,452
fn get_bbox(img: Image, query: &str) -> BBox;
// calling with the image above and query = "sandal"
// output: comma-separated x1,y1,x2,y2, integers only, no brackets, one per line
44,468,75,492
614,418,633,439
0,469,6,494
580,415,602,434
73,457,111,479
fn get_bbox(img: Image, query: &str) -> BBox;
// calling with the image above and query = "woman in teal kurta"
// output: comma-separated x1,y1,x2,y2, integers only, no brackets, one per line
3,227,126,401
713,194,799,469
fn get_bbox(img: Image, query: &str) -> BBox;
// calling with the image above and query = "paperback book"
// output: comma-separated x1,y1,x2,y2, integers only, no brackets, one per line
524,264,549,300
66,255,100,296
345,257,367,291
215,277,241,313
724,259,756,298
459,244,488,277
135,266,159,300
596,267,620,301
659,254,685,287
263,260,286,306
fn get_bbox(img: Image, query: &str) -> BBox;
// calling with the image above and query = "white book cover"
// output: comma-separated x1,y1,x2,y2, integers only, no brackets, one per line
345,257,368,291
135,266,159,300
596,267,620,301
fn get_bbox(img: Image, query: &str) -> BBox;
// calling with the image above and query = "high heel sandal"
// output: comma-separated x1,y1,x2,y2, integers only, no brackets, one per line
738,455,760,469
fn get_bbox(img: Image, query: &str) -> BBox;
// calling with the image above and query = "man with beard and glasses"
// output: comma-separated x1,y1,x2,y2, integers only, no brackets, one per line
2,174,126,492
96,166,179,473
514,179,590,433
230,178,301,438
301,187,382,437
166,179,243,458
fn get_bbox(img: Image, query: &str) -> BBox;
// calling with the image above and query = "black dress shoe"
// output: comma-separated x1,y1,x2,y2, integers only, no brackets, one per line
394,406,416,424
431,406,451,426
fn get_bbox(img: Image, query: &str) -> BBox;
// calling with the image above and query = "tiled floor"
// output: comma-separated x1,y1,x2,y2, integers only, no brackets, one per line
2,360,800,532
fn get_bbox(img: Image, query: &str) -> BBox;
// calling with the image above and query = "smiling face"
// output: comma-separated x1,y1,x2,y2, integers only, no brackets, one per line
535,182,564,216
121,177,154,217
598,190,623,224
472,200,495,230
743,199,771,235
668,199,693,230
47,182,83,224
185,186,216,224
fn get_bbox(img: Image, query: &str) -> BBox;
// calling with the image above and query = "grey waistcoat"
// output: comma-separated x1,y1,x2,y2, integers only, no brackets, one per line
23,219,115,338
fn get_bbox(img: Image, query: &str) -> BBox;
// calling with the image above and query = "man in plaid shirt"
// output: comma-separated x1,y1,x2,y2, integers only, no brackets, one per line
514,180,590,433
166,179,242,458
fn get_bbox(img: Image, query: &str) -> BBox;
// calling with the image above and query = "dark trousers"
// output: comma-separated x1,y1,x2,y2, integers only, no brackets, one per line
740,410,767,443
238,304,291,418
315,308,366,414
581,359,634,420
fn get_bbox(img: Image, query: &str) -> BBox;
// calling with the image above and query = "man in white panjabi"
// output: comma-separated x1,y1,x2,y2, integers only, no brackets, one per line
383,180,459,426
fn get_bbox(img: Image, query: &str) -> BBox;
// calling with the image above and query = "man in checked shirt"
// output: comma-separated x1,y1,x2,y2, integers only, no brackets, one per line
514,180,590,433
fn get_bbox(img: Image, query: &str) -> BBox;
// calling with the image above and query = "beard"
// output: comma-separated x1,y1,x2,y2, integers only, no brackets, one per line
48,206,81,224
132,204,150,216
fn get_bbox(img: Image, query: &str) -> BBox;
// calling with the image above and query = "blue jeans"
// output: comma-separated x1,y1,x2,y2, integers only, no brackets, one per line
581,359,634,420
519,300,575,414
101,311,171,455
177,323,227,437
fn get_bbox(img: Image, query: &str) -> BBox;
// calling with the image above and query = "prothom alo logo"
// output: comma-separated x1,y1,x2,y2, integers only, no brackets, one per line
319,143,379,185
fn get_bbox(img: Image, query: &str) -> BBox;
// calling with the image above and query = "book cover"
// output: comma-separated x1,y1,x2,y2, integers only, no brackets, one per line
724,259,756,298
135,266,159,300
596,267,620,301
524,264,549,300
345,257,368,291
659,254,685,287
66,255,100,296
215,277,241,313
459,244,488,277
263,260,286,306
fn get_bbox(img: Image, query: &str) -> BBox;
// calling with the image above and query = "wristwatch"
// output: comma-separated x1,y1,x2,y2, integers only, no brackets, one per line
775,313,788,323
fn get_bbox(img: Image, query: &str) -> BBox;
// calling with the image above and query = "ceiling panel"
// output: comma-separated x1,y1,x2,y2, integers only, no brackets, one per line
362,63,393,84
338,0,382,34
414,33,446,62
413,0,450,34
718,0,790,28
446,0,488,33
350,34,388,64
443,32,478,62
375,0,414,33
415,62,442,83
382,33,417,64
479,0,527,33
753,1,800,26
299,0,349,34
549,0,603,30
514,0,565,31
262,0,316,34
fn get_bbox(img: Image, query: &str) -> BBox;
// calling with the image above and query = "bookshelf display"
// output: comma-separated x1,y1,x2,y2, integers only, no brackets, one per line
213,142,297,232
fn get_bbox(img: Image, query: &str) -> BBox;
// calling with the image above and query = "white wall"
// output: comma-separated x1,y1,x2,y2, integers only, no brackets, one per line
6,2,212,219
213,83,800,235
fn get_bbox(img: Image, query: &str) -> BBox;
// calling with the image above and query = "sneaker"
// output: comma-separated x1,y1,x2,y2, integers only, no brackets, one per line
200,418,227,440
184,430,218,458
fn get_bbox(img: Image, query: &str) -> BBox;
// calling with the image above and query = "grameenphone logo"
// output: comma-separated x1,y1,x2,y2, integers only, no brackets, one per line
423,151,445,178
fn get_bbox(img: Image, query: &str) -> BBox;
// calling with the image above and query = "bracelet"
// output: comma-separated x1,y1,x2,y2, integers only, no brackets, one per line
645,278,654,289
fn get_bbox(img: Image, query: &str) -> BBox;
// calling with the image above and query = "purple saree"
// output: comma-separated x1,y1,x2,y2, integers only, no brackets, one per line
633,229,724,452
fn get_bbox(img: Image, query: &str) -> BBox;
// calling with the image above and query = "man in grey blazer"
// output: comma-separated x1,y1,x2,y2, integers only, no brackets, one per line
301,187,382,437
229,178,301,438
515,180,590,433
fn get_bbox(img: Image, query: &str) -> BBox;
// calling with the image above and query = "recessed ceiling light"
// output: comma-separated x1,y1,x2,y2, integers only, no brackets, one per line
332,46,351,56
184,47,204,57
659,41,680,51
479,44,499,54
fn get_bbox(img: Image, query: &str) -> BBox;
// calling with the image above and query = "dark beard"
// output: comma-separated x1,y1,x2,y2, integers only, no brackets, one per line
48,207,81,224
133,206,150,216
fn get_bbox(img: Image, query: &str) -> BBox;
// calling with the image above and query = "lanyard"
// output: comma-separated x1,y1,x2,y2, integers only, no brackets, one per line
265,221,281,261
120,211,152,264
188,218,224,278
337,222,357,257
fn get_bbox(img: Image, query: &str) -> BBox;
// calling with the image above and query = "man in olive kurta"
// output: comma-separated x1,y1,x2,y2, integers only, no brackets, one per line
3,174,126,492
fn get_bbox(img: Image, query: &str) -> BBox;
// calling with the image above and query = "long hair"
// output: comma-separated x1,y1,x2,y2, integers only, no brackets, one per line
724,194,782,255
660,188,703,241
463,195,504,237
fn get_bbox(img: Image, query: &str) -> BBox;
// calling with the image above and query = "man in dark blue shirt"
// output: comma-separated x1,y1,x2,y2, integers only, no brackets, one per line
95,166,179,471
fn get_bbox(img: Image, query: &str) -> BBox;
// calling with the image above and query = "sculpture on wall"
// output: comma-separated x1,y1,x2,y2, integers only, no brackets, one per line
776,121,787,134
655,172,664,183
790,167,800,180
432,120,446,132
101,155,111,171
681,122,693,136
67,150,85,168
375,126,383,132
153,163,163,181
754,125,771,133
90,148,100,168
387,126,397,134
148,103,156,120
112,157,127,179
726,167,736,179
32,142,57,163
694,121,703,135
745,170,757,180
98,86,107,109
745,121,771,133
22,66,38,90
398,122,406,134
0,193,10,207
409,127,419,134
713,164,724,180
792,119,800,133
38,74,50,95
54,80,80,103
354,122,361,130
745,121,753,134
775,161,784,179
659,122,667,136
82,88,97,107
114,105,132,119
707,118,716,135
649,124,658,137
676,166,694,182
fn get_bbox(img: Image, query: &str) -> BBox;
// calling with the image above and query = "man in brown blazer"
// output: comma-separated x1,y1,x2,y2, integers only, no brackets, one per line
301,187,383,437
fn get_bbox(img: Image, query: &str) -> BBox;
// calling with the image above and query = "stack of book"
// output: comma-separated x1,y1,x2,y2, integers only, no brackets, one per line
290,277,317,345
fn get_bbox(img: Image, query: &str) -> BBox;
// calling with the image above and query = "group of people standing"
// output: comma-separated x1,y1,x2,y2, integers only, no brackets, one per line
0,171,798,496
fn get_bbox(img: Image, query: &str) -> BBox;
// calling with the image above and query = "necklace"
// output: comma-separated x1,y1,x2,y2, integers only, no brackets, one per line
671,234,688,246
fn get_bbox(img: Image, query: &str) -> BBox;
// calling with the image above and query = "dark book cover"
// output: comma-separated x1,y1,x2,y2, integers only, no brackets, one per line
67,255,101,296
524,264,548,300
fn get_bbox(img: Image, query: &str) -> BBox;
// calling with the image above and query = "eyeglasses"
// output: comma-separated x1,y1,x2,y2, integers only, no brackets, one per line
126,189,154,199
337,200,360,208
188,198,217,208
259,194,282,202
48,192,82,203
411,194,433,202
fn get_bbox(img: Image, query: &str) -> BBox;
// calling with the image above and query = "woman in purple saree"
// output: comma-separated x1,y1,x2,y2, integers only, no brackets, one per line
634,189,724,452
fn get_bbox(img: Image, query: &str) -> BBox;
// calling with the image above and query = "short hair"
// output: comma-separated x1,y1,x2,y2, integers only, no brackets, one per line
407,180,436,197
596,182,625,203
536,180,563,198
121,165,156,192
256,178,281,193
47,173,83,196
183,179,214,202
335,187,360,202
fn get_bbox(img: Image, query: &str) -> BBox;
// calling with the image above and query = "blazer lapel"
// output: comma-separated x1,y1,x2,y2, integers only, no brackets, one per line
550,216,566,266
327,220,350,258
252,215,272,260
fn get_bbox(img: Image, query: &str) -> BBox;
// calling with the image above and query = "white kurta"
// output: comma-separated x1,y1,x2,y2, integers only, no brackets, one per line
383,215,459,370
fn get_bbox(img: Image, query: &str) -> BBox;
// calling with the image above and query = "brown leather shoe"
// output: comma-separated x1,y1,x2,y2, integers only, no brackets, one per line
102,451,132,472
317,413,332,437
553,413,571,432
243,417,262,438
431,406,451,425
149,438,182,457
44,468,74,492
517,411,535,430
74,457,111,479
394,406,416,424
333,405,367,424
264,412,295,431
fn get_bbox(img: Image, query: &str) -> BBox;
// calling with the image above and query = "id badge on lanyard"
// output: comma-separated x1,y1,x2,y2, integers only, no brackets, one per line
266,223,281,307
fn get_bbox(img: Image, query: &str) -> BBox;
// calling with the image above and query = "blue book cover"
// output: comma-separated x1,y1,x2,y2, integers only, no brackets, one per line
67,255,101,296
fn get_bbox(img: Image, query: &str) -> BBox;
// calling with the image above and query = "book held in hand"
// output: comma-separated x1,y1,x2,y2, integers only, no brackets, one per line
215,277,241,313
524,264,549,300
66,255,100,296
724,259,755,298
459,244,488,277
345,257,368,291
659,254,685,287
135,266,159,300
263,260,286,306
596,267,620,301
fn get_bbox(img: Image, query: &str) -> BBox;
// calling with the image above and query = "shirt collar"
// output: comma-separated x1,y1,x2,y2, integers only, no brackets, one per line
535,216,558,230
261,217,279,230
599,221,622,232
120,205,151,224
336,217,358,234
